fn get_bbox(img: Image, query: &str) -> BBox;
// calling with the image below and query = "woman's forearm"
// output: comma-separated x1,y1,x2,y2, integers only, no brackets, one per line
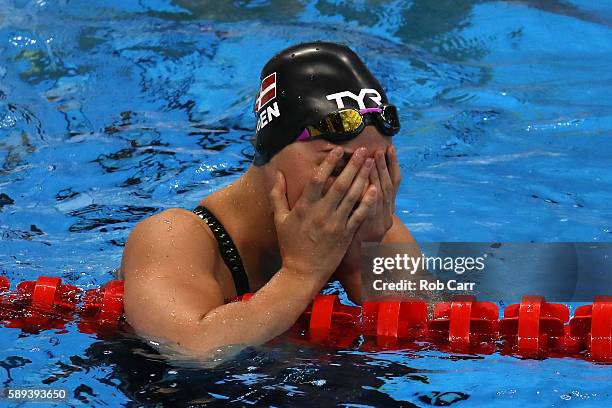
180,266,327,354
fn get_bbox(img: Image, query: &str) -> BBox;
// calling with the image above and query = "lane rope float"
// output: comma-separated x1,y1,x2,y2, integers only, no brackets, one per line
0,276,610,362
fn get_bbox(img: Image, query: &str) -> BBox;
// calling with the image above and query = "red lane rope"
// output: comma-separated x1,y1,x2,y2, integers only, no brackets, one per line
0,276,610,362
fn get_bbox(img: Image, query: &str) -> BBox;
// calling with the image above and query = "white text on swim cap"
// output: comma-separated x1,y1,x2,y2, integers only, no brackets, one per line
256,101,281,132
326,89,382,109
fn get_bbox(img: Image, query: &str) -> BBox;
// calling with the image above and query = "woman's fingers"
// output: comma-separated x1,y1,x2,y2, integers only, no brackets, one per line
323,147,368,209
337,158,374,220
346,185,377,233
387,146,400,214
301,146,343,203
369,158,381,193
269,171,289,224
375,149,394,211
367,165,380,217
387,145,401,193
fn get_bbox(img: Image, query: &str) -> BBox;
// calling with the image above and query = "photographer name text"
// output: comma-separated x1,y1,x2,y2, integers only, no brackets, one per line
373,279,476,292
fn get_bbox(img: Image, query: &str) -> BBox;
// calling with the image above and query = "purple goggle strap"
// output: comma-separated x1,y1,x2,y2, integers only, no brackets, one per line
297,107,383,141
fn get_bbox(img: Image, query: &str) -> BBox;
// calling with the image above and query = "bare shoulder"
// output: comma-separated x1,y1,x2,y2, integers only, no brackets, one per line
121,207,220,281
120,207,228,340
131,207,214,241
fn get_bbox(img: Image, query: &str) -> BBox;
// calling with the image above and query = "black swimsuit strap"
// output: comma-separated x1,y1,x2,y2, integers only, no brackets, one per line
192,205,250,296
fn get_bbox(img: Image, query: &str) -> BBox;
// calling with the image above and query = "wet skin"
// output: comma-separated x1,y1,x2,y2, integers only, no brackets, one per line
120,125,421,357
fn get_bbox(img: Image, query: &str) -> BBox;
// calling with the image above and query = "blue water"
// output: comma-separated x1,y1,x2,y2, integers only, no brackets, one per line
1,0,612,406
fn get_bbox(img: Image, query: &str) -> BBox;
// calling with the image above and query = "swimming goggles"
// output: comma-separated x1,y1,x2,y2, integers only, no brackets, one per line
296,104,400,142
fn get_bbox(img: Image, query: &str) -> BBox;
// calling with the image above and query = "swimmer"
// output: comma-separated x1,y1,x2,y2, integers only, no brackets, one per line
119,42,421,357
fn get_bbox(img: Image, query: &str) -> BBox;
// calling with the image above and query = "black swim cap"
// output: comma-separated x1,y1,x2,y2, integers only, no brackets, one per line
252,41,389,165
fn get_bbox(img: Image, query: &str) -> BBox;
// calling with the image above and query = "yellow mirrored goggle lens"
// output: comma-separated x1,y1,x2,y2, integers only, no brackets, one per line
322,109,363,133
306,109,364,139
339,109,363,132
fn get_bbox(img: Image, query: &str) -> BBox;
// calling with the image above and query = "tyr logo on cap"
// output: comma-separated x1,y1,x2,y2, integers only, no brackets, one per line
254,72,277,112
326,88,382,109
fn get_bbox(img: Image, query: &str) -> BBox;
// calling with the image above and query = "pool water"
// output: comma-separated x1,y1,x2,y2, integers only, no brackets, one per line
1,0,612,406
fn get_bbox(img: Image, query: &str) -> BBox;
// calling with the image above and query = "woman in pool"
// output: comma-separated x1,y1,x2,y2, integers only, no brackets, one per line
119,42,419,355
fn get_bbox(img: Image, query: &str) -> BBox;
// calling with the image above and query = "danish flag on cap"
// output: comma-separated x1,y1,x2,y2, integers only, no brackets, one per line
254,72,277,112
